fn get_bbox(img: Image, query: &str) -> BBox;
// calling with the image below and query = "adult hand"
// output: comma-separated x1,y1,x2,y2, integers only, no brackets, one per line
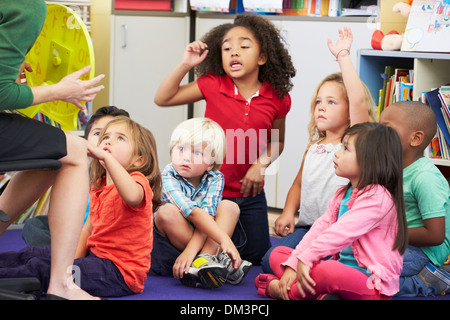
56,65,105,112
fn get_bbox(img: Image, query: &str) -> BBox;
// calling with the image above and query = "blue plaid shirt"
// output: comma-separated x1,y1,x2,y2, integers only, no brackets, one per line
161,163,224,218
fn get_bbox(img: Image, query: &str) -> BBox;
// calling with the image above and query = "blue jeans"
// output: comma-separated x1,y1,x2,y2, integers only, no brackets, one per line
261,226,310,273
395,245,431,297
227,190,271,265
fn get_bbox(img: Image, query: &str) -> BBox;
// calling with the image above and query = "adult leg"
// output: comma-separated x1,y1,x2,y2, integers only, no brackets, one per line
46,133,92,299
0,133,92,299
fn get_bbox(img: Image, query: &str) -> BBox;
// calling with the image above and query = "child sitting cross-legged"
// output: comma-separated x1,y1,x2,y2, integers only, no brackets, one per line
151,118,252,288
380,101,450,297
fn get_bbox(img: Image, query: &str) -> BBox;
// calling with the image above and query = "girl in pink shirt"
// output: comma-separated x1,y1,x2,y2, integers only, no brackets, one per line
255,122,408,300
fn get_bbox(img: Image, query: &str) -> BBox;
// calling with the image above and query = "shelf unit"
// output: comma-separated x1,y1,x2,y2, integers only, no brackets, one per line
357,49,450,167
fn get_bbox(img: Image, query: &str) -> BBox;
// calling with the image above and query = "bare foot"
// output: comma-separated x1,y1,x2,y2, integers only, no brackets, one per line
268,279,283,300
47,281,101,300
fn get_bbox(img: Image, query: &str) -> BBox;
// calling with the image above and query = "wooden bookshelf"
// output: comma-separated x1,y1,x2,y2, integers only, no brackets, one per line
357,49,450,167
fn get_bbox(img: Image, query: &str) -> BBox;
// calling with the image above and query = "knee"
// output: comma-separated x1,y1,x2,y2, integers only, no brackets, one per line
310,260,342,283
270,246,293,263
63,134,88,167
154,203,181,232
217,200,240,220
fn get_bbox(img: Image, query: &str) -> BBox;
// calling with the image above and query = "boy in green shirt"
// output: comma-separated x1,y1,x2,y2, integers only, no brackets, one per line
380,101,450,297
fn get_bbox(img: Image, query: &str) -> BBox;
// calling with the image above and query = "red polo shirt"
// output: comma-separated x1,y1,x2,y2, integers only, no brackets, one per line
197,74,291,198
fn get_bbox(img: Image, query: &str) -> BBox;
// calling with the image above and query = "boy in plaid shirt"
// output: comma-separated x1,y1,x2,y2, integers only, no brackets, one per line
151,118,251,288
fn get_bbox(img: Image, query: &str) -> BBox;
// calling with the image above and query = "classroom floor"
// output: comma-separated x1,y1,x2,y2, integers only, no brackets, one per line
1,211,449,301
267,207,282,238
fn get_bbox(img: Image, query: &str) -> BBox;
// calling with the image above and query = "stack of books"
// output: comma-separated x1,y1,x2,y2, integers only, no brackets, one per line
424,86,450,160
377,67,414,118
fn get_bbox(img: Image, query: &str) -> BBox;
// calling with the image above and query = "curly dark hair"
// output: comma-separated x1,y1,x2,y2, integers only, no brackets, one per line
195,14,296,98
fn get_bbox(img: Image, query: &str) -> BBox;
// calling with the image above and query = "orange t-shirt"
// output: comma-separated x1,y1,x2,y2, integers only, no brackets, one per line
87,172,153,293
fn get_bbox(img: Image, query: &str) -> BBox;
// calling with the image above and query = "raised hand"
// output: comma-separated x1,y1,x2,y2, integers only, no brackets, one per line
182,41,209,69
327,27,353,60
56,65,105,111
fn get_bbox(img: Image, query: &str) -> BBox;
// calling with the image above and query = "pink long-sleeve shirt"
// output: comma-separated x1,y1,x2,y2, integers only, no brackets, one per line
282,185,404,296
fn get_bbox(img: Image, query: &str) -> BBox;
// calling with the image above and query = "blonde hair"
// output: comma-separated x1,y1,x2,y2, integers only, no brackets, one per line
90,116,162,210
307,72,375,144
169,118,226,171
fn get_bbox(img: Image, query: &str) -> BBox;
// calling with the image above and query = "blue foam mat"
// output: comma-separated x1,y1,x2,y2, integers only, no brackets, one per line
1,229,448,300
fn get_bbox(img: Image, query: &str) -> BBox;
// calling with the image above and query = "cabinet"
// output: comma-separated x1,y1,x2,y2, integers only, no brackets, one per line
194,16,374,208
357,49,450,167
110,14,190,168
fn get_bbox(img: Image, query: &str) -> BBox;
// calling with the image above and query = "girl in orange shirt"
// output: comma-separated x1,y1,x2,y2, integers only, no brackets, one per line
0,117,161,299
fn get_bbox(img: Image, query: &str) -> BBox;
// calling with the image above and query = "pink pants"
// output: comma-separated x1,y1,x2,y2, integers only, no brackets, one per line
269,246,391,300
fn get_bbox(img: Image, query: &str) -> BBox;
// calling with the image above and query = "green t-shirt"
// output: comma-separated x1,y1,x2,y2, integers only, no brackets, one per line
403,157,450,266
0,0,47,109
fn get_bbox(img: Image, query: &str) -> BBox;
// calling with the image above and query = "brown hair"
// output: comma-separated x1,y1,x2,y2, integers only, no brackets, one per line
341,122,408,254
90,116,162,210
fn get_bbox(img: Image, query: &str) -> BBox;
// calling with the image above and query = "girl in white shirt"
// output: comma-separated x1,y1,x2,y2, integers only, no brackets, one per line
262,27,375,273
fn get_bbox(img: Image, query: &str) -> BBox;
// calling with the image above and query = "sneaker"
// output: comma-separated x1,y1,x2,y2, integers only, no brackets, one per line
441,264,450,273
418,263,450,295
188,254,228,289
216,251,252,285
179,271,201,288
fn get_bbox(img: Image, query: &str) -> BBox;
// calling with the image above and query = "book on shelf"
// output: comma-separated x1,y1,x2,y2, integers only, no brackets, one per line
243,0,283,13
377,66,414,118
1,171,52,226
12,187,52,226
190,0,234,12
283,0,336,16
423,85,450,161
